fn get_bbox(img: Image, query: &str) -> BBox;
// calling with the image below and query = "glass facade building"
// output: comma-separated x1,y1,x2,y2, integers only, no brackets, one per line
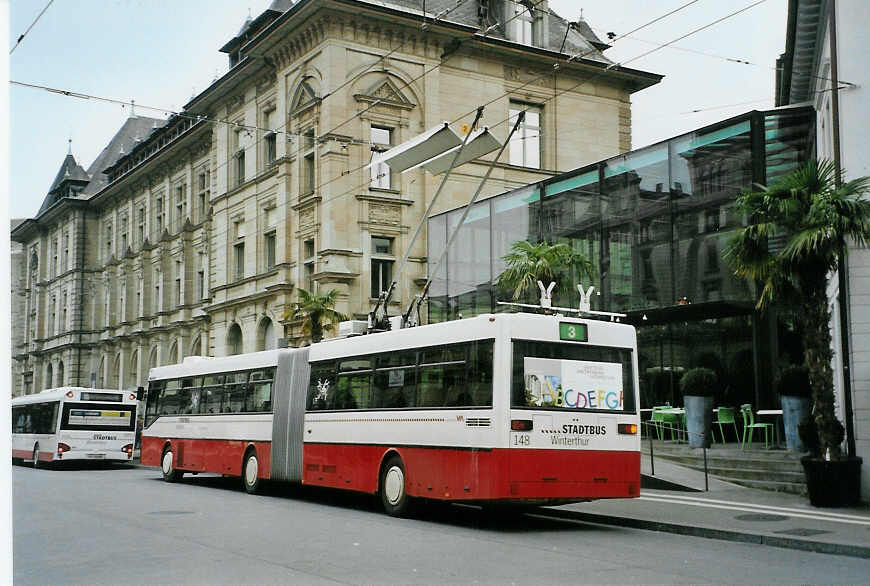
428,106,815,409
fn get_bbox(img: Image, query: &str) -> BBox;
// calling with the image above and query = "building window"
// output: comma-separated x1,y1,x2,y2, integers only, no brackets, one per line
303,238,315,291
234,243,245,281
155,196,164,235
371,236,394,298
175,184,186,229
301,129,315,195
51,238,58,277
264,109,277,168
62,232,69,272
234,128,245,187
265,231,277,270
154,270,162,314
49,295,56,334
175,260,183,306
510,1,533,45
120,216,128,253
105,226,112,260
196,171,209,221
137,206,146,245
61,291,68,331
197,252,206,300
509,102,541,169
370,126,393,190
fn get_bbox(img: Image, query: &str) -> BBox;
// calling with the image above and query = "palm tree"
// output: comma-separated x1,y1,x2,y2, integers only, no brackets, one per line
288,288,348,344
724,160,870,455
496,240,595,302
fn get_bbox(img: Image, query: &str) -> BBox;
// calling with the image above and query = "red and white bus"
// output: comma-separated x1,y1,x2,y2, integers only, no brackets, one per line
141,312,640,515
12,387,138,467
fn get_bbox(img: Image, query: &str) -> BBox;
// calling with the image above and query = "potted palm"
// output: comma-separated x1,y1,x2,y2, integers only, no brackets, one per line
680,367,718,448
775,365,812,452
725,160,869,506
287,288,348,344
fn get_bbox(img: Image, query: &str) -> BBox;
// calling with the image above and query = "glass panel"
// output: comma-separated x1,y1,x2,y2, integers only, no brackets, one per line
334,372,371,409
373,350,418,409
250,368,274,412
427,214,448,323
542,168,601,308
446,201,491,319
491,186,540,308
764,109,814,184
308,362,336,410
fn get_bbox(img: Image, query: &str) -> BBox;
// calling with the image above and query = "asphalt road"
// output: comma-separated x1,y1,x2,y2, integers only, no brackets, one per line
12,464,870,585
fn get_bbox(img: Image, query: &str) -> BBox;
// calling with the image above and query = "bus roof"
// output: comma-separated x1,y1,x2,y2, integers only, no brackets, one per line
148,349,303,380
11,387,133,405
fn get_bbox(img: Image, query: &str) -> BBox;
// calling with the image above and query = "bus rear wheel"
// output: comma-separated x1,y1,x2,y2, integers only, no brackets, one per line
242,450,261,494
161,446,182,482
380,455,412,517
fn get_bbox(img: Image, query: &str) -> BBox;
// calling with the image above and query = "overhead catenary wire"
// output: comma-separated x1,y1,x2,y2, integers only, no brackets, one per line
9,0,55,55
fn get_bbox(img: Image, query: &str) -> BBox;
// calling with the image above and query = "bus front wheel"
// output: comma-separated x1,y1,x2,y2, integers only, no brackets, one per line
380,455,412,517
161,446,182,482
242,450,261,494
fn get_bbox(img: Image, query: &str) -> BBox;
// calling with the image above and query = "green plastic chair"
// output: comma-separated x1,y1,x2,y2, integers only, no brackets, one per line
651,405,680,441
740,404,774,449
713,406,739,444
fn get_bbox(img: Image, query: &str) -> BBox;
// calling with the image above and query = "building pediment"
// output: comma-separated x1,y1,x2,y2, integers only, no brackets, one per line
354,78,415,110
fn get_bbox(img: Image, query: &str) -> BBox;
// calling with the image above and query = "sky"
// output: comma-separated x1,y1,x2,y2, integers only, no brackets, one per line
7,0,788,219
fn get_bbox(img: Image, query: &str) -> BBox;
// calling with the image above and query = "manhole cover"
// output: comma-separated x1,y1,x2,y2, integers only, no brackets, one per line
773,528,831,537
147,510,195,516
734,513,789,522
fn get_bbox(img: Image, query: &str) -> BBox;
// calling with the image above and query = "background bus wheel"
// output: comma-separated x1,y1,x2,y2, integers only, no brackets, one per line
242,450,260,494
380,455,412,517
32,445,40,469
161,446,182,482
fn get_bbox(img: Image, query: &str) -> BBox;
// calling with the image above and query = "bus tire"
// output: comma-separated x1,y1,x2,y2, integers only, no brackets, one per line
380,455,412,517
32,445,40,469
242,450,260,494
161,445,182,483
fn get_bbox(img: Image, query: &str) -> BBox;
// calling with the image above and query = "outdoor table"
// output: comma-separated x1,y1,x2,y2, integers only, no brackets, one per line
757,409,784,447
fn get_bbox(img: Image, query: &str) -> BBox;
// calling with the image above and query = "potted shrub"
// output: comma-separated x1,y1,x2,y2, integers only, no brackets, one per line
680,367,718,448
775,366,812,452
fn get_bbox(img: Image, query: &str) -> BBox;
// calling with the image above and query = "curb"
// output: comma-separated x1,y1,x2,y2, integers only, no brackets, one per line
532,508,870,559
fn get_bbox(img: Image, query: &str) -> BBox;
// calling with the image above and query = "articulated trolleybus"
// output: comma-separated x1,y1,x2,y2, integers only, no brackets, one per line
12,387,138,467
141,312,640,515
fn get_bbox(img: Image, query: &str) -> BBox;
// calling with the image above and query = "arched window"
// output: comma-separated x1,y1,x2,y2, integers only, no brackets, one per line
227,323,243,355
97,356,105,387
127,350,139,389
45,363,53,390
110,353,121,389
258,318,275,351
169,341,179,365
190,335,202,357
149,346,159,370
57,361,65,387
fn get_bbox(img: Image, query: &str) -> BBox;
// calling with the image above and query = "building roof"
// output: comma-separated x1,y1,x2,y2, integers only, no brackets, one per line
82,115,166,197
36,153,89,215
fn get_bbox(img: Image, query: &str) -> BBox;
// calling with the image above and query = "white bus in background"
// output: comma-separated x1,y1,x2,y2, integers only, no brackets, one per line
142,312,641,516
12,387,138,467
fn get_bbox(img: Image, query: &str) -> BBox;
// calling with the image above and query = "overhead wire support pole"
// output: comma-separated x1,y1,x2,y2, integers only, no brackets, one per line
369,107,485,331
404,111,525,327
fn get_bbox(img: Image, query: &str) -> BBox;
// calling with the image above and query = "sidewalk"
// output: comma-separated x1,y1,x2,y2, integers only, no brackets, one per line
544,454,870,558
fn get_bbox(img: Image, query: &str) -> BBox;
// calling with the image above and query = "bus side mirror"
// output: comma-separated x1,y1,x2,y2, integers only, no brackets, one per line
137,386,146,401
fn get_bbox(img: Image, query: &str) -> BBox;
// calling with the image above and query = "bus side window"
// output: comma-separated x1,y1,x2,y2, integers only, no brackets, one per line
201,374,225,414
225,372,248,412
307,362,336,410
468,340,494,407
249,368,274,412
145,381,165,426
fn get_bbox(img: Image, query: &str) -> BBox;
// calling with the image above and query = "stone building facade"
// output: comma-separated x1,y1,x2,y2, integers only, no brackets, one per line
10,0,660,396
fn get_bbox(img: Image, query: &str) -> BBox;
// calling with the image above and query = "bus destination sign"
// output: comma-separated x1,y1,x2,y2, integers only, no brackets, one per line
559,322,588,342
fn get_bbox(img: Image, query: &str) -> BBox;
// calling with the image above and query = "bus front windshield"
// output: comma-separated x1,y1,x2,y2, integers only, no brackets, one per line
511,340,636,413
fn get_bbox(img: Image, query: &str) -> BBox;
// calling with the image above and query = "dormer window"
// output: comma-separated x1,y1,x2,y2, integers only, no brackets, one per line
510,1,534,45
